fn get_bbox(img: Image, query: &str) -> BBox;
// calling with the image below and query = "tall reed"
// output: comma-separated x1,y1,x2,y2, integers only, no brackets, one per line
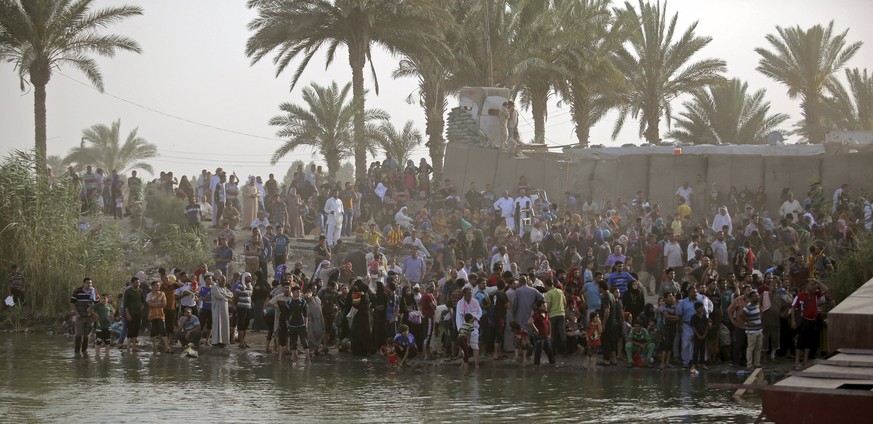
0,151,129,322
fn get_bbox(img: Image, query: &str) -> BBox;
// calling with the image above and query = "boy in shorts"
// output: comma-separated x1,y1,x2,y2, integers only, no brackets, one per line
286,285,311,362
89,295,115,357
457,313,475,369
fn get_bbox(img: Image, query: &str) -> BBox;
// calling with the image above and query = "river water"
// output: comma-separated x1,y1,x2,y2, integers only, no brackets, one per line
0,334,763,423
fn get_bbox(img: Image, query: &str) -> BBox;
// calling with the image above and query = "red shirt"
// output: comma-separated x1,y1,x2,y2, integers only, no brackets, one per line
487,273,501,287
420,293,436,318
644,244,662,267
532,310,550,338
794,291,822,320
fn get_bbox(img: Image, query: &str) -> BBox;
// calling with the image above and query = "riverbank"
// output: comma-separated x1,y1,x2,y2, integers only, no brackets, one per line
45,328,793,380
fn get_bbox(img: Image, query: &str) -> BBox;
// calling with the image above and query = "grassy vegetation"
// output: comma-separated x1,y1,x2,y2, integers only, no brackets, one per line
0,151,130,324
158,224,213,272
142,186,212,271
828,233,873,302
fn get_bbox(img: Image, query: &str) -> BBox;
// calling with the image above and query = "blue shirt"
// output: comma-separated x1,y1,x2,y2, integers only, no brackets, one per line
474,290,488,312
676,297,700,325
607,272,634,297
583,269,594,284
182,315,201,332
198,286,212,309
582,282,601,311
403,256,425,283
272,234,291,256
393,332,415,348
215,246,233,273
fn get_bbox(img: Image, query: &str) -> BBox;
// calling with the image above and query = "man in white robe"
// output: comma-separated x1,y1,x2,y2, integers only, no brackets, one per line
493,191,516,232
456,287,483,366
514,189,533,236
211,276,233,347
323,189,343,246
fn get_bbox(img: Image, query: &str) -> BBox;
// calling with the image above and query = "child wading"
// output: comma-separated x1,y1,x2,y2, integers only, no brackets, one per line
380,337,399,367
394,324,417,367
458,313,475,369
529,300,555,365
587,312,602,370
510,321,531,364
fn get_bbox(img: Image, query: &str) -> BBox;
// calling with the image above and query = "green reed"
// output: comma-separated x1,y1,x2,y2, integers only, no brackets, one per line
0,151,129,323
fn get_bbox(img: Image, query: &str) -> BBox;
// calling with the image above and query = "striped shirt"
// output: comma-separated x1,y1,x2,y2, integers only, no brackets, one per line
235,285,253,309
388,230,404,246
70,287,97,317
743,303,763,334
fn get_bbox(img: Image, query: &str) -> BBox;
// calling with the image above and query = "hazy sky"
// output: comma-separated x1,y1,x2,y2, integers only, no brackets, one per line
1,0,872,180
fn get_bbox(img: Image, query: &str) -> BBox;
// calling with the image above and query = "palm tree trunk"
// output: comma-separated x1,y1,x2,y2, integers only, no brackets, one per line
803,96,825,143
571,90,592,147
326,153,340,182
349,47,367,184
425,90,446,181
645,109,660,144
531,85,548,144
33,82,48,176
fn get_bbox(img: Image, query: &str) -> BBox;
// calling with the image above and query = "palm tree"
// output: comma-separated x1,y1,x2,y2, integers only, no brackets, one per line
268,81,388,180
246,0,449,184
64,119,158,174
667,79,789,145
392,0,480,180
0,0,143,175
376,120,423,165
821,68,873,131
755,21,862,143
554,0,627,146
612,0,726,144
507,0,566,145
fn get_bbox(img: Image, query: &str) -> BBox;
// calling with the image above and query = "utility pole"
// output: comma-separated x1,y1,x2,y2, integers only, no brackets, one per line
484,0,493,86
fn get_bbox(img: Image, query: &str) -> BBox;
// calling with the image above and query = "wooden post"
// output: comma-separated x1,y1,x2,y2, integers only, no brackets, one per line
734,368,765,398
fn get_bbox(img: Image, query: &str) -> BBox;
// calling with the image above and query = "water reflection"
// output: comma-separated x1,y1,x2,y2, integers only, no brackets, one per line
0,334,760,422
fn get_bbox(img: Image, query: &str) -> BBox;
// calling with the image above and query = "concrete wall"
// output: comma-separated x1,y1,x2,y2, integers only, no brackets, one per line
443,143,873,214
828,277,873,350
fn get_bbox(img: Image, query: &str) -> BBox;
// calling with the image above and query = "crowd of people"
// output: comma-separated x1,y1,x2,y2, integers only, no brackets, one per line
36,158,873,372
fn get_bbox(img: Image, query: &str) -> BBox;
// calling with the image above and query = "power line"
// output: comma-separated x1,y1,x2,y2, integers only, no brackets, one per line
519,114,558,144
157,154,273,165
160,148,313,159
57,72,285,143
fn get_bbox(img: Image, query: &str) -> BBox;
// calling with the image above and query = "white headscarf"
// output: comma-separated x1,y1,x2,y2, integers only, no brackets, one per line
711,206,732,235
395,206,413,227
315,260,332,283
374,182,388,201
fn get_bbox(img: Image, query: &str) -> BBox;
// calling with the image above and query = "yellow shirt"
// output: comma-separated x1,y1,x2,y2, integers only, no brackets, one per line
671,220,683,236
678,203,692,220
367,231,383,246
544,287,566,318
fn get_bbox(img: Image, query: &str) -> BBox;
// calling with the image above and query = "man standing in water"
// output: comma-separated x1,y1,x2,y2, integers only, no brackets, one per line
456,287,483,368
123,276,145,354
211,276,233,348
70,277,99,355
286,285,311,362
146,281,173,354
